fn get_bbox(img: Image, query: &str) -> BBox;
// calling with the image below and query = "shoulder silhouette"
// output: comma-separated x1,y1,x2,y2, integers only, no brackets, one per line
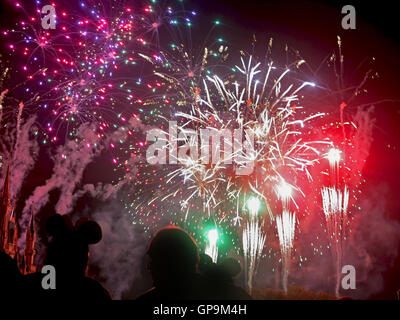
0,250,23,300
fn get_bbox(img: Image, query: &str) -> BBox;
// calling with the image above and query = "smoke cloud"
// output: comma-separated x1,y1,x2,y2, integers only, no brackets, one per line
19,123,104,245
10,115,39,200
19,117,148,250
90,202,151,299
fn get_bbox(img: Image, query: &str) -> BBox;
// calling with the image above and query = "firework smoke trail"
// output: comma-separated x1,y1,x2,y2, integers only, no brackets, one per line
18,115,145,250
242,196,266,294
0,89,8,125
276,210,296,293
0,92,39,201
13,101,24,152
10,115,39,201
321,186,350,297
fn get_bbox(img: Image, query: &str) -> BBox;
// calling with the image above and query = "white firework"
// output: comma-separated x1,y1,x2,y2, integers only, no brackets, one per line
321,185,350,297
243,215,266,294
276,210,296,293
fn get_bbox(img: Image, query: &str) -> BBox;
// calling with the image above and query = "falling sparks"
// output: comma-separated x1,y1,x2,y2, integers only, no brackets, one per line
205,228,219,263
243,206,266,294
276,210,296,292
321,185,350,296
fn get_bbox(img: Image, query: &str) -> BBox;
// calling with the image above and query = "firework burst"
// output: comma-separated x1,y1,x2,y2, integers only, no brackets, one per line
150,49,332,223
0,1,165,142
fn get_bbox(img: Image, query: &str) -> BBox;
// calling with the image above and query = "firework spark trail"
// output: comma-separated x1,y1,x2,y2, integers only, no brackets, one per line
205,228,219,263
243,215,266,294
321,185,350,297
276,210,296,293
241,196,266,293
205,242,218,263
275,180,296,292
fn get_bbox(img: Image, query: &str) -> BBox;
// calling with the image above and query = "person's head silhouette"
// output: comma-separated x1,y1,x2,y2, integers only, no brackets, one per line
147,226,199,286
198,253,213,275
45,214,102,278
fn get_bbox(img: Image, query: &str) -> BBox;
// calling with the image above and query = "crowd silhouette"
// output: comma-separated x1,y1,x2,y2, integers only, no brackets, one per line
137,225,250,300
0,214,252,301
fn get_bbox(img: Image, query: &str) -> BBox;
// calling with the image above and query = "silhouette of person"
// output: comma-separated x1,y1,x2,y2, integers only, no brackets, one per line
23,214,111,300
0,250,23,300
137,225,251,300
205,257,242,285
198,253,214,276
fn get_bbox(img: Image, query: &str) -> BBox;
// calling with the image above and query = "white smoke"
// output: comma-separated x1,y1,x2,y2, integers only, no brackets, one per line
90,203,150,299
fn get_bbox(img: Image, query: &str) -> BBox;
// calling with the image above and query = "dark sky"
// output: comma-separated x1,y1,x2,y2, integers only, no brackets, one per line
193,0,400,92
